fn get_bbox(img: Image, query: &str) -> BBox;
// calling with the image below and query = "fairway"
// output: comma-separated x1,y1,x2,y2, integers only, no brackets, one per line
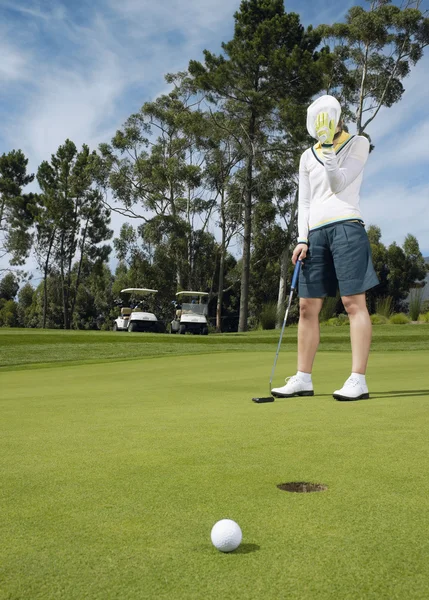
1,330,429,599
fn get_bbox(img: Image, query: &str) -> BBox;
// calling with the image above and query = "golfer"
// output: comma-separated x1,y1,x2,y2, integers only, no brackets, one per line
272,95,379,401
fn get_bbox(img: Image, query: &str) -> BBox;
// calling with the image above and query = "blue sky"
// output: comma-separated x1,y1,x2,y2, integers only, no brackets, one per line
1,0,429,280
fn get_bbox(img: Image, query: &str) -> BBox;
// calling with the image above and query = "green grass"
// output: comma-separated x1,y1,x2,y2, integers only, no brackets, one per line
1,325,429,370
1,328,429,599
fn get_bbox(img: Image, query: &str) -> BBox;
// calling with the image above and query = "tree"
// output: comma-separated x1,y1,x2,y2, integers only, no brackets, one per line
0,299,18,327
99,85,214,292
31,274,64,328
403,233,427,285
189,0,328,330
37,141,112,329
0,273,19,301
0,150,35,270
32,191,58,328
366,226,426,311
317,0,429,134
202,112,244,331
17,283,36,327
71,260,114,330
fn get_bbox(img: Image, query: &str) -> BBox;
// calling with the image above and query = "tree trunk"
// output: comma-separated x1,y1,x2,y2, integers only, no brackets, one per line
70,219,89,324
356,42,370,134
216,204,226,332
276,190,299,327
0,197,5,228
238,114,256,332
276,248,289,327
59,231,69,330
66,202,80,329
42,229,56,329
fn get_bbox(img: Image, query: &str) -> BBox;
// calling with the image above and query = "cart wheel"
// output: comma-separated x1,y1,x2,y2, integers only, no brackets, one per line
179,324,186,334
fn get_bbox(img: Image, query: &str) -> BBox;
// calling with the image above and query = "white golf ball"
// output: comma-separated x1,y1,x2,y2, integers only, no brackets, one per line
211,519,242,552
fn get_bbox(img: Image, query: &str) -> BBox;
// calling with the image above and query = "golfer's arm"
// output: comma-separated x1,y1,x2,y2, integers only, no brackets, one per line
298,155,310,244
322,137,370,194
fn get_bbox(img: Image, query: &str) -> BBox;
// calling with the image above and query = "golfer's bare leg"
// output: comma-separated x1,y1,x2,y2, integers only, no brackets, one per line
342,293,372,374
297,298,324,373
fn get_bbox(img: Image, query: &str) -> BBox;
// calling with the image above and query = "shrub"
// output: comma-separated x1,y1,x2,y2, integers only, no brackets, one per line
320,293,340,322
370,314,389,325
247,315,259,331
375,296,393,317
0,299,18,327
389,313,410,324
259,302,278,330
417,311,429,323
408,287,425,321
325,313,349,326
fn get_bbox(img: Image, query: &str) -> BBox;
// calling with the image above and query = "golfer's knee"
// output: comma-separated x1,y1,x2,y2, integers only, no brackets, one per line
342,296,365,316
300,300,321,321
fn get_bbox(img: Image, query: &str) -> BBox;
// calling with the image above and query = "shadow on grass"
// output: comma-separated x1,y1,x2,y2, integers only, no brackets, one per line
294,390,429,404
233,543,261,554
194,543,260,554
308,390,429,401
370,390,429,399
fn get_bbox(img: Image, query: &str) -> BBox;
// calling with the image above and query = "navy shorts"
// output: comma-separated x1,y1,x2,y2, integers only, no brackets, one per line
299,221,379,298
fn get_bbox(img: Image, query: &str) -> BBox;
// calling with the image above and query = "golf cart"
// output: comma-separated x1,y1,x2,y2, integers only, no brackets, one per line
171,291,209,335
113,288,161,333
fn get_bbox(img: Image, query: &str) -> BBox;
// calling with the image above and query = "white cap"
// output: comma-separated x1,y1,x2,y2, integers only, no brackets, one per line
307,95,342,140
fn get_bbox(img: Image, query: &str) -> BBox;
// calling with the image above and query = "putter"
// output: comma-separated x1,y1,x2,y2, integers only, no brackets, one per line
252,260,302,404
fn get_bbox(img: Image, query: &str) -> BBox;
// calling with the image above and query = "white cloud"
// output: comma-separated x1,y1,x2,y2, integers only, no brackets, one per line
0,0,240,275
0,1,66,21
1,0,240,170
0,41,28,82
362,181,429,254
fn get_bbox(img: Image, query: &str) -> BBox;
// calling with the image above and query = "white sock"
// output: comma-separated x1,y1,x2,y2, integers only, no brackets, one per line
352,372,366,385
297,371,312,383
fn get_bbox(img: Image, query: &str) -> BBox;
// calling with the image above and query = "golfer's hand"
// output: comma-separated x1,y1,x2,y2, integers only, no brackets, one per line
292,243,308,265
315,112,336,145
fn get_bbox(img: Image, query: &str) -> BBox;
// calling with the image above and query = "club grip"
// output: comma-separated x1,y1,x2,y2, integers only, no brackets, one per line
291,260,302,290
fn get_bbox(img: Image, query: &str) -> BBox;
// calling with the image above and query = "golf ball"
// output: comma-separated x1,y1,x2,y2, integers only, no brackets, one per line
211,519,242,552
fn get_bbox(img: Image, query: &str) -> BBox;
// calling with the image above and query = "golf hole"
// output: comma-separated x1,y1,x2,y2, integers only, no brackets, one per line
277,482,328,493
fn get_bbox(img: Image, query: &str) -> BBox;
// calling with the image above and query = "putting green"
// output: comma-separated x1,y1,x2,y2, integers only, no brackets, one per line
1,349,429,599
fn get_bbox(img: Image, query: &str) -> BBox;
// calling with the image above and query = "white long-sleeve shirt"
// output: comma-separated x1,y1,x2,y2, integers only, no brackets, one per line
297,133,370,243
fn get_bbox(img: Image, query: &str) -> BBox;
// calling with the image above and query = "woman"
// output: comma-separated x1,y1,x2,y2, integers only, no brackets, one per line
271,95,379,401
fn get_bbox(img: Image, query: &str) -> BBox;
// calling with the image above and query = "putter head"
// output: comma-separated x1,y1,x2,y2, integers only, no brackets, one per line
252,396,275,404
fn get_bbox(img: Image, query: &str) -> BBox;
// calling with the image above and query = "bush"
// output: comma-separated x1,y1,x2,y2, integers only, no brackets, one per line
408,287,425,321
0,299,18,327
320,293,340,322
325,313,349,326
247,315,260,331
417,311,429,323
259,302,278,330
375,296,393,317
389,313,410,324
370,313,389,325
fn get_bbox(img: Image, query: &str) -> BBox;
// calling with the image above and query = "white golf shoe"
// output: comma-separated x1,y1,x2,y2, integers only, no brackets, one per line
333,375,369,401
271,375,314,398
